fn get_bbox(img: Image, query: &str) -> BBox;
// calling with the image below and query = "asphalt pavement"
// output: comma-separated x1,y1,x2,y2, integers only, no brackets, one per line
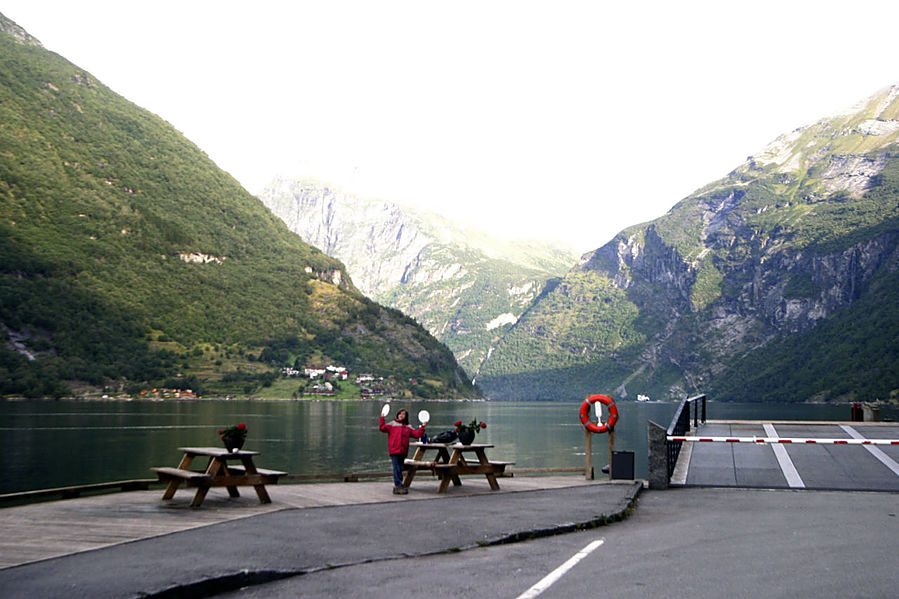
0,481,642,598
218,487,899,599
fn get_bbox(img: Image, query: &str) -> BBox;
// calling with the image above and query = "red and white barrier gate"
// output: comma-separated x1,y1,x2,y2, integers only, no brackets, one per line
668,436,899,445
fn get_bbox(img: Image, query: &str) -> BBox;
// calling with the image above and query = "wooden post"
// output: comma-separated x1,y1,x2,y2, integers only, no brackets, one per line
608,429,615,480
585,429,593,480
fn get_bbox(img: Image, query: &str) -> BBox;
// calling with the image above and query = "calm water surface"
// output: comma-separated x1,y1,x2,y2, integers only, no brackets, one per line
1,399,894,494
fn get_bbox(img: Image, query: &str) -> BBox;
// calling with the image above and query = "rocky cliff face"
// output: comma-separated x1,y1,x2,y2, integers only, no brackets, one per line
0,13,42,47
261,179,432,296
258,178,577,376
478,85,899,402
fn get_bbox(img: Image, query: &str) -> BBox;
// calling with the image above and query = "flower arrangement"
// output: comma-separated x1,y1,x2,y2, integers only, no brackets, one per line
454,418,486,438
218,422,247,452
455,418,487,434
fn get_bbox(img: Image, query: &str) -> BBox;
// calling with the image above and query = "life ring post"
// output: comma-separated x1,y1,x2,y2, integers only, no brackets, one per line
579,394,619,480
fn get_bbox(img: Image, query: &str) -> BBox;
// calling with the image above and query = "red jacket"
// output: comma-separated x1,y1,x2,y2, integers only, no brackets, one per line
379,415,424,456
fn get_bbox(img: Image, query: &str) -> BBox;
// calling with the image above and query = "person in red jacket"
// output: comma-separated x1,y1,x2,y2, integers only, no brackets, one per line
379,405,426,494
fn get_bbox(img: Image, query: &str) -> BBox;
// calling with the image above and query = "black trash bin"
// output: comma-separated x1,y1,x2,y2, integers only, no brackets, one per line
611,450,634,480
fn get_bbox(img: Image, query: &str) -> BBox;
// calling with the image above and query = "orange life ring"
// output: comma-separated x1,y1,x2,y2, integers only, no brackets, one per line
579,394,618,434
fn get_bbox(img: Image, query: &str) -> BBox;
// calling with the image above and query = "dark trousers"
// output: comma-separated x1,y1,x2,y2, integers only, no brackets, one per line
390,454,405,487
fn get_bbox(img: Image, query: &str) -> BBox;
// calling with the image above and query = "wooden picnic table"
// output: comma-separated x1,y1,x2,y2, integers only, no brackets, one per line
151,446,285,507
402,442,513,493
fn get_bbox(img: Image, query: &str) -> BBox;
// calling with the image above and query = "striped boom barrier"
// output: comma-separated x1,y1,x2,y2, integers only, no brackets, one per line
668,436,899,445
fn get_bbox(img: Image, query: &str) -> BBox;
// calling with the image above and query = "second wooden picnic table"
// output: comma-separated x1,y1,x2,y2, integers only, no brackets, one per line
402,442,513,493
151,447,286,507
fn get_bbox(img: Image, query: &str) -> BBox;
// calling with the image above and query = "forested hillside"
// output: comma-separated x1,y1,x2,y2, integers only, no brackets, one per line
0,14,477,399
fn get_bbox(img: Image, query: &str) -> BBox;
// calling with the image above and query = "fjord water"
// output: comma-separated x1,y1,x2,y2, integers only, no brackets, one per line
0,399,889,495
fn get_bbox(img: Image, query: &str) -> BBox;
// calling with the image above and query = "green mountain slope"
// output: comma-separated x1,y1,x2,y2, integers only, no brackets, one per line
0,14,477,399
479,85,899,402
258,178,577,375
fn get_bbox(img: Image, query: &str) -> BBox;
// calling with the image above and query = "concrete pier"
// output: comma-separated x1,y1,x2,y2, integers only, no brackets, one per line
672,421,899,491
2,418,897,597
0,475,636,569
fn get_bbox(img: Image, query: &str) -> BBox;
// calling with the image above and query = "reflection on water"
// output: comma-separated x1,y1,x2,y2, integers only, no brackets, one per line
0,399,887,494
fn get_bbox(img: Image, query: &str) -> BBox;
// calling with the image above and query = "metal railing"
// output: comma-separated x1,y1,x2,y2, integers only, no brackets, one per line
666,394,706,478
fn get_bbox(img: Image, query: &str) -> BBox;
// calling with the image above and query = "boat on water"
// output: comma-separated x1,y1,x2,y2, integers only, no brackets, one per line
636,394,651,402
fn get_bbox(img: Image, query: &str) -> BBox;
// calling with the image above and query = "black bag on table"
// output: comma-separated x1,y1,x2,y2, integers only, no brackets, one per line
431,429,457,444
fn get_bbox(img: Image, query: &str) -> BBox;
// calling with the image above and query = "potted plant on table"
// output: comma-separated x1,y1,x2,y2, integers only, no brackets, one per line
218,423,247,452
454,418,486,445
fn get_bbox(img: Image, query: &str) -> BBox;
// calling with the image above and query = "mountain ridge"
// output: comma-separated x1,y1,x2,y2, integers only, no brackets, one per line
478,84,899,402
258,177,577,375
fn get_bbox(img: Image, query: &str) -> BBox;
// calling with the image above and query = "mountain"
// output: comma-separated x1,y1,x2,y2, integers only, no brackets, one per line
258,177,577,375
0,14,477,399
478,85,899,402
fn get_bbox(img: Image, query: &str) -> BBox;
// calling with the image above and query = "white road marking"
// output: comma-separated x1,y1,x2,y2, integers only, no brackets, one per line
840,425,899,476
763,423,805,488
516,539,605,599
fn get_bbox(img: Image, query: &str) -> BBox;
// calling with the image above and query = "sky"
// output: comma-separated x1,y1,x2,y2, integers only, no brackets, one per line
3,1,899,253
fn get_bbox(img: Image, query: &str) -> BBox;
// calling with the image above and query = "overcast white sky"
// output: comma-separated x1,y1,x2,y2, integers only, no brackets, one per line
4,1,898,252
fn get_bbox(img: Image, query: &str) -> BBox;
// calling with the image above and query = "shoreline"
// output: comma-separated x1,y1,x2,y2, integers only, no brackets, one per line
2,395,896,407
0,395,491,403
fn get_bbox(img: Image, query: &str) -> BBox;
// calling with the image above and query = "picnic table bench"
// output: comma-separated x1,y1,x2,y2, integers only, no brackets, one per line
403,442,514,493
151,446,286,507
